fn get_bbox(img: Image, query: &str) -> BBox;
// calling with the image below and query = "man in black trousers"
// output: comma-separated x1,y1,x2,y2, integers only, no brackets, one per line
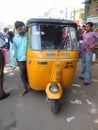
13,21,29,96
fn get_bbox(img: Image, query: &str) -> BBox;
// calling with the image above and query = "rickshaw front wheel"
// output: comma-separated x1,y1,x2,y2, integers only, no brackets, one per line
50,99,60,114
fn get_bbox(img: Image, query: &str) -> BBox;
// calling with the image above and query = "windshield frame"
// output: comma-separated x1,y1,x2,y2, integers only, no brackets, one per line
28,23,78,51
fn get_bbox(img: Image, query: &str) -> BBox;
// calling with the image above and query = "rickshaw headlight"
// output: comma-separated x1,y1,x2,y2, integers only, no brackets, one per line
49,83,59,94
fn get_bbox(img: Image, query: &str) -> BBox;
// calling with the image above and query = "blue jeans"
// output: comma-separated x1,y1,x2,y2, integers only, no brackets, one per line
81,51,93,83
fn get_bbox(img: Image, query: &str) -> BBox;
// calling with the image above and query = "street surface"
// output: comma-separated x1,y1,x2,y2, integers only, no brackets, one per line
0,58,98,130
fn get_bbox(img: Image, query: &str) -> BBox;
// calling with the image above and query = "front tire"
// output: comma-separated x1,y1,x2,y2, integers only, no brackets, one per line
50,99,60,114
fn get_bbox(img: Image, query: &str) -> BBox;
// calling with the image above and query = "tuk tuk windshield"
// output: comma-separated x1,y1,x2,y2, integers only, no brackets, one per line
29,24,78,50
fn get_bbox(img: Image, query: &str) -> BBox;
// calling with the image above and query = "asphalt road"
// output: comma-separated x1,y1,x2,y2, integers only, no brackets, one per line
0,61,98,130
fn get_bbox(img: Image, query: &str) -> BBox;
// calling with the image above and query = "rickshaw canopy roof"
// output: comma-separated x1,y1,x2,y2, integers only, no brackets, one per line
26,18,77,28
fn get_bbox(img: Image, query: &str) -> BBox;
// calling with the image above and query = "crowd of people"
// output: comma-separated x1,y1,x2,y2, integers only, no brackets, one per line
0,21,98,100
0,21,29,100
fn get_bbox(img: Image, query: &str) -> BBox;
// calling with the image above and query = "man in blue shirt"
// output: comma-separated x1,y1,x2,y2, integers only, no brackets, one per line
0,33,10,100
13,21,29,96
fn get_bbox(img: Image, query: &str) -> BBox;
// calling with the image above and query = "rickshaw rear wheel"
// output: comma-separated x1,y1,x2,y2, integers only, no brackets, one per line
50,99,60,114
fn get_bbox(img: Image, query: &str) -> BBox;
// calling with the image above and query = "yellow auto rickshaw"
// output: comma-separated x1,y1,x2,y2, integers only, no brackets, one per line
26,18,78,114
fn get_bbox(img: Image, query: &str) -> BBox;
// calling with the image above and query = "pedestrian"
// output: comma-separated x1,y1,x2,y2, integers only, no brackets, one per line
8,31,16,70
79,22,98,85
13,21,29,96
3,28,9,50
77,25,86,58
0,33,10,100
0,32,7,64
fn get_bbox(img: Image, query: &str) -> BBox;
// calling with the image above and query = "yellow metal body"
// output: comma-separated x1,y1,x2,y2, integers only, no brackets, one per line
27,50,78,91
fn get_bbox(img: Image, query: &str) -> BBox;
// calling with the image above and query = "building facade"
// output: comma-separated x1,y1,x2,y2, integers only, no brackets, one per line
75,8,84,24
84,0,98,28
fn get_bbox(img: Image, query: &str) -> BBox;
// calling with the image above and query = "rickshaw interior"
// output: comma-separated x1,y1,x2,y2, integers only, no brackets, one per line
29,24,78,51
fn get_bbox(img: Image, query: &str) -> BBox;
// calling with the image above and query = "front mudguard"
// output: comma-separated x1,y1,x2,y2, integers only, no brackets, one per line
45,83,63,99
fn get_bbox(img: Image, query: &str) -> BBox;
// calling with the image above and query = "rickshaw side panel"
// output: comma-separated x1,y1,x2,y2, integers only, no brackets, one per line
61,60,77,87
27,57,53,90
